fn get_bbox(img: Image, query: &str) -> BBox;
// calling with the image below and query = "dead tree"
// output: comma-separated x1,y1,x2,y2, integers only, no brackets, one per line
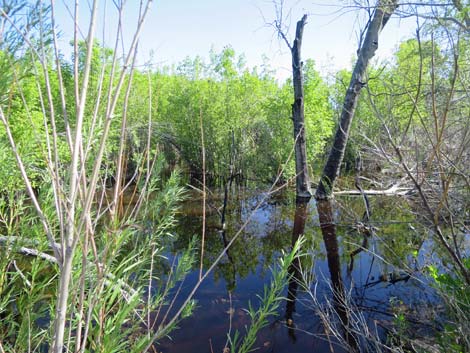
315,0,399,200
277,14,312,201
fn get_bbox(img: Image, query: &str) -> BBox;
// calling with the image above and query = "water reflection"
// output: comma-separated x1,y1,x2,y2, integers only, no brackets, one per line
285,200,308,342
317,199,359,352
160,189,435,352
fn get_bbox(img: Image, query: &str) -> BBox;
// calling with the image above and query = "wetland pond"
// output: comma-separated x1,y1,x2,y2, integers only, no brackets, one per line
156,187,443,352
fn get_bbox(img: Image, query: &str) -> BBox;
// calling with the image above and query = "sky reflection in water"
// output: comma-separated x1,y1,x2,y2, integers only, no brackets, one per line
157,189,438,353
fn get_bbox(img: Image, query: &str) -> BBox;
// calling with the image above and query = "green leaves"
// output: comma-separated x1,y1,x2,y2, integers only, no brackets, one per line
123,49,334,184
229,238,304,353
427,259,470,352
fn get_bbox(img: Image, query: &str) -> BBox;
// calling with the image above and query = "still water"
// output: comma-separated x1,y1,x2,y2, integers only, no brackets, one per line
156,188,438,352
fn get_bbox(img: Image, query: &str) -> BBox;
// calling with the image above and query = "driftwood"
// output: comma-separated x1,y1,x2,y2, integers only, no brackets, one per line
334,186,415,196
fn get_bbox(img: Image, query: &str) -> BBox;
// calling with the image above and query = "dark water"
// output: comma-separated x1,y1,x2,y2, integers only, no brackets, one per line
156,188,439,353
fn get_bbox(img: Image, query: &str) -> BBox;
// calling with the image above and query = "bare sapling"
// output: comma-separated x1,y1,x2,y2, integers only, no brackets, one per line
1,1,155,351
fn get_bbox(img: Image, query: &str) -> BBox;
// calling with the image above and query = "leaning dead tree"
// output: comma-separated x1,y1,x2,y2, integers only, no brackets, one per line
277,13,312,200
315,0,399,200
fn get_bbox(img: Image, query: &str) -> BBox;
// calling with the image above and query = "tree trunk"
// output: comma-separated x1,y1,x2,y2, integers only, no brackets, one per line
52,248,73,353
291,14,312,201
315,1,398,200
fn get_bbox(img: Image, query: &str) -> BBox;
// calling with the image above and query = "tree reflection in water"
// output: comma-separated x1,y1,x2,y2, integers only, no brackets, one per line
317,199,359,352
165,190,434,352
284,199,360,351
285,200,308,342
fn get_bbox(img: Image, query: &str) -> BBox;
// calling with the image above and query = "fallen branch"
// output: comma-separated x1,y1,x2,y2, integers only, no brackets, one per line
0,236,58,264
0,236,138,297
334,186,415,196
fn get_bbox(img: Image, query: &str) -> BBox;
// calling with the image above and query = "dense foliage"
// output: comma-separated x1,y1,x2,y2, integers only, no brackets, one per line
0,0,469,352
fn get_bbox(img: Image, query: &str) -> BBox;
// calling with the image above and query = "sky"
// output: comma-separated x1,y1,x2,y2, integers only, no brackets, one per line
53,0,418,81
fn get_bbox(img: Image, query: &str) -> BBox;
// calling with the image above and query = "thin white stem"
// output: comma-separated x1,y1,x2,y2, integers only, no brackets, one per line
78,1,153,239
0,107,60,262
199,103,206,280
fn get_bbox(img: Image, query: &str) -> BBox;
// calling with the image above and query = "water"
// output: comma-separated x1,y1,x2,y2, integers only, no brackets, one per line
156,188,440,352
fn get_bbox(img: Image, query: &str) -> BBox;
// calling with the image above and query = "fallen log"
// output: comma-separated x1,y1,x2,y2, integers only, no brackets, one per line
334,186,415,196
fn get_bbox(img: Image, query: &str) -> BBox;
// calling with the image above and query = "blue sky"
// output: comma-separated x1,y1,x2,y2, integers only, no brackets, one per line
54,0,417,80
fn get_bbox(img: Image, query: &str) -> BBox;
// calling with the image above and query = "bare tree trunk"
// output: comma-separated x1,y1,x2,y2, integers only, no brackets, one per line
291,14,312,201
315,1,398,200
52,253,74,353
274,11,311,200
